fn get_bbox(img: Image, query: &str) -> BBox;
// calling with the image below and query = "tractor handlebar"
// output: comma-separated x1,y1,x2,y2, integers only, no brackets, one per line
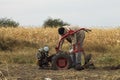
55,28,89,52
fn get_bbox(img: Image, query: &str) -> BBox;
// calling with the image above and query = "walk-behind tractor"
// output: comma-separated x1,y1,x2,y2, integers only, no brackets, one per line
37,28,95,70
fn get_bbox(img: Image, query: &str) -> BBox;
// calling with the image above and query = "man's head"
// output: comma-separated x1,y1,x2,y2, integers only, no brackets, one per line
58,27,65,35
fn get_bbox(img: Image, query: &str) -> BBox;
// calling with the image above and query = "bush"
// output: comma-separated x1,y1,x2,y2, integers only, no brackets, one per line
43,18,69,28
0,18,19,27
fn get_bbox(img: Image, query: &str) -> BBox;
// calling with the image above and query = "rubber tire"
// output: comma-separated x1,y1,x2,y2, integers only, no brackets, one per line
52,52,72,70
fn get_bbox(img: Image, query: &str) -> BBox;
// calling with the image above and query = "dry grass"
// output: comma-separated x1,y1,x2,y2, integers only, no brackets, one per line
0,27,120,65
0,64,120,80
0,27,120,80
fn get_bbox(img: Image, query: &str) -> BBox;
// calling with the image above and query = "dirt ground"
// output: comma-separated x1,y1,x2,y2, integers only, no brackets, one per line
0,64,120,80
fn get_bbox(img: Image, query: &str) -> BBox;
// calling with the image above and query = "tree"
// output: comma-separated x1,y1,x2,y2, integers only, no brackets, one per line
43,18,69,28
0,18,19,27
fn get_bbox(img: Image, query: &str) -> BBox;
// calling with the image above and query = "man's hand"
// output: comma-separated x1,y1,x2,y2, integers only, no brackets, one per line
85,29,92,32
55,46,61,52
55,46,59,51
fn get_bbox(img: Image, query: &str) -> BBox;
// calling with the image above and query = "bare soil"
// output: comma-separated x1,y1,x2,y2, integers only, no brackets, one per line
0,64,120,80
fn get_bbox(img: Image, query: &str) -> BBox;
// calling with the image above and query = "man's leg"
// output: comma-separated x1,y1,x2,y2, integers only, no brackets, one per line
70,52,76,67
75,31,85,70
75,44,83,70
75,51,84,70
76,31,85,64
75,51,82,65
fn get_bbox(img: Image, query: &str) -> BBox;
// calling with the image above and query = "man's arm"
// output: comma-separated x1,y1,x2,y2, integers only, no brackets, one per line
84,29,92,32
72,33,77,51
59,35,64,50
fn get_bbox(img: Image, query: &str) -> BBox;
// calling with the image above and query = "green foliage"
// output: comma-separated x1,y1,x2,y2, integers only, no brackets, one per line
12,55,35,64
0,51,35,64
0,18,19,27
43,18,69,27
0,37,39,51
98,55,119,65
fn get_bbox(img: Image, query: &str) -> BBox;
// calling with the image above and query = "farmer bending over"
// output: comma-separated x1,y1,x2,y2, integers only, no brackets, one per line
58,26,91,70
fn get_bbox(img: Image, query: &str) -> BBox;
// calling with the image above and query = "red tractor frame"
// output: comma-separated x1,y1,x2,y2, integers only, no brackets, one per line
51,28,88,70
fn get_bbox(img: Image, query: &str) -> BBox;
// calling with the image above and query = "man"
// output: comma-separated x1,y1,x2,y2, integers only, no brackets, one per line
58,25,91,70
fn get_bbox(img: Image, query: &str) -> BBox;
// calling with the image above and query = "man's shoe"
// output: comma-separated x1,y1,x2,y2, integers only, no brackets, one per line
75,64,84,70
85,54,92,64
83,62,95,69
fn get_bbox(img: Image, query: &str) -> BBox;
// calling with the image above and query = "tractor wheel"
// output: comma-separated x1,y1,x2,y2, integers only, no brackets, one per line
52,52,72,70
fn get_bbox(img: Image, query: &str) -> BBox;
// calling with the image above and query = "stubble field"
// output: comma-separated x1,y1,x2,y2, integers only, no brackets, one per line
0,27,120,80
